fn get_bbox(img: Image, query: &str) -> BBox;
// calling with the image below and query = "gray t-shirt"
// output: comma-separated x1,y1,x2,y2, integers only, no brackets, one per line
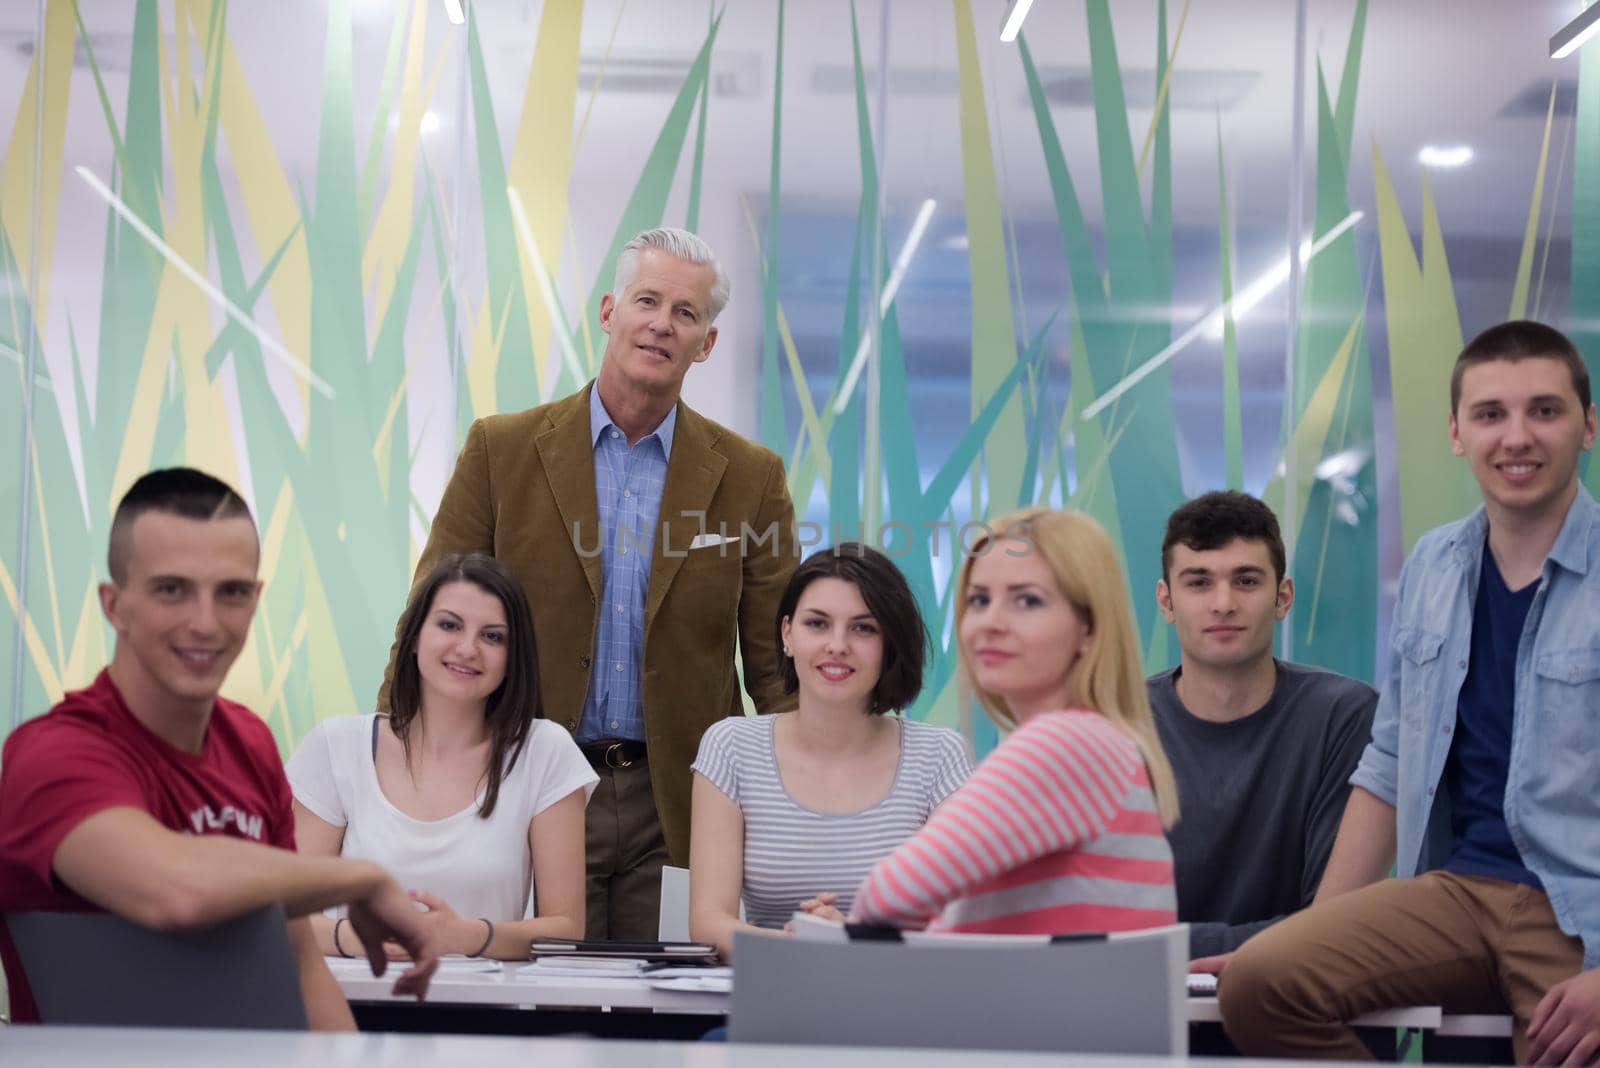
691,715,973,929
1148,660,1376,957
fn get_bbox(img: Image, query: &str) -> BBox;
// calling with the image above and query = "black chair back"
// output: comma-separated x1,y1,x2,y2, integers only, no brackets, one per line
6,904,307,1030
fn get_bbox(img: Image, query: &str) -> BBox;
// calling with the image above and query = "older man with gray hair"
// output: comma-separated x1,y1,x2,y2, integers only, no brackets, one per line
380,228,798,940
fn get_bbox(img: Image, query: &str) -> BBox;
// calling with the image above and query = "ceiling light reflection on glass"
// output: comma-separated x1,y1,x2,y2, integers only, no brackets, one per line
1551,2,1600,58
1081,211,1363,422
1418,145,1474,169
1000,0,1036,42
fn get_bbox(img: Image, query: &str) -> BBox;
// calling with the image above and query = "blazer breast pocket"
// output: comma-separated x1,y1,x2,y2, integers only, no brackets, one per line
679,535,744,572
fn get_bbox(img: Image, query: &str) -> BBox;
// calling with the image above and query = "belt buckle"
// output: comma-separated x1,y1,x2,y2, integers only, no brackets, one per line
604,742,633,769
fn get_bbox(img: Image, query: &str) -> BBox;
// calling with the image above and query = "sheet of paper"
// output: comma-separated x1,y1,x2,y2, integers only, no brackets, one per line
648,976,732,994
323,955,501,977
643,966,732,980
515,956,651,978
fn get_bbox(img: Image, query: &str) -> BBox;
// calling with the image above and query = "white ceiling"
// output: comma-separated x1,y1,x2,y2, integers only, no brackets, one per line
6,0,1587,242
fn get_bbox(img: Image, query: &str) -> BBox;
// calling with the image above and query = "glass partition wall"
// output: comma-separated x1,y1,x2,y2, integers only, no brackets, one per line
3,0,1595,754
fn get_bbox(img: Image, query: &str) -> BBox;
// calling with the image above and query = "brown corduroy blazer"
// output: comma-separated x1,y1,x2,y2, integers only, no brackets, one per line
378,384,798,865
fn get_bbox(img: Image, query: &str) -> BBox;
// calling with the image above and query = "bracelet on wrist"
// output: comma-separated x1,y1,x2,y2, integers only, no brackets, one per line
468,917,494,958
333,916,353,958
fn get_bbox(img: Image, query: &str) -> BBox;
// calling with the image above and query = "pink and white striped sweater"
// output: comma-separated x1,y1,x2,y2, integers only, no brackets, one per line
849,709,1176,935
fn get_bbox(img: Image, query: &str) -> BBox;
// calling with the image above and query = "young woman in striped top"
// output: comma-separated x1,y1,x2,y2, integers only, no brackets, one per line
850,508,1180,935
689,544,973,960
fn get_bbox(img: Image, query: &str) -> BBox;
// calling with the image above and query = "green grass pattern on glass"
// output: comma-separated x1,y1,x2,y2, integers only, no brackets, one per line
4,1,1597,759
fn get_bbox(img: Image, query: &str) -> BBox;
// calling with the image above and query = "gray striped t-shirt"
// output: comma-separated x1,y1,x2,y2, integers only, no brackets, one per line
691,714,974,929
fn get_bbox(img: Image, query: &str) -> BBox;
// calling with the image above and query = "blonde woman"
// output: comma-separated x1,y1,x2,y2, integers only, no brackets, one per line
850,508,1179,934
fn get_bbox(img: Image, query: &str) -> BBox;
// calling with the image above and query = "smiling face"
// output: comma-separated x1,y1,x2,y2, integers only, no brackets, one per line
1449,356,1597,526
780,576,885,713
412,580,510,711
1157,538,1290,673
596,248,719,402
958,539,1093,723
100,512,261,719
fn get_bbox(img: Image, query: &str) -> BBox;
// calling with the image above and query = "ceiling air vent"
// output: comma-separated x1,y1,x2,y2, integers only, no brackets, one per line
575,50,761,98
1034,67,1257,111
810,63,1256,112
11,33,134,74
1497,78,1578,119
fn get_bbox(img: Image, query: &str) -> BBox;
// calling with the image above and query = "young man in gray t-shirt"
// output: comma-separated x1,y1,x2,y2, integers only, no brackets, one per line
1148,491,1375,961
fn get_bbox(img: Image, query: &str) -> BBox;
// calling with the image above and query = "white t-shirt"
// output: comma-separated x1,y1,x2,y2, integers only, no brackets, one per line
287,714,597,921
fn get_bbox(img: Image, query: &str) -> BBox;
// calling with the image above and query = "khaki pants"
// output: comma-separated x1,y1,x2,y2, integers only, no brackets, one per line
584,760,668,942
1220,871,1584,1062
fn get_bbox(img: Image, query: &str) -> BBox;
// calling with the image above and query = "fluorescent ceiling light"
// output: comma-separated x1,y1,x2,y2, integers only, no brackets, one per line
442,0,465,26
393,110,443,135
1203,210,1362,338
1081,210,1363,422
1418,144,1473,169
1551,3,1600,57
1000,0,1036,43
833,198,937,414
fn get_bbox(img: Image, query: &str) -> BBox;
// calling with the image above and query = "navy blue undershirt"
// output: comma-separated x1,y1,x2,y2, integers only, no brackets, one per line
1441,543,1541,888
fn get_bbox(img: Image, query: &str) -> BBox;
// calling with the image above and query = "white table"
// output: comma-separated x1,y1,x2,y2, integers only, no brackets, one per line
331,959,1446,1023
1185,999,1440,1029
333,958,1505,1037
0,1027,1215,1068
328,957,727,1015
1435,1014,1514,1038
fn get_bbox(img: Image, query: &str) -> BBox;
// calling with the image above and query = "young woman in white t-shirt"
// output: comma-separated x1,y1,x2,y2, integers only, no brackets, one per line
688,544,972,960
289,553,596,960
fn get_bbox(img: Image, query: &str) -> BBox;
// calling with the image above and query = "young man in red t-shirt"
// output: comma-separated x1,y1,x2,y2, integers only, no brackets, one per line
0,468,439,1027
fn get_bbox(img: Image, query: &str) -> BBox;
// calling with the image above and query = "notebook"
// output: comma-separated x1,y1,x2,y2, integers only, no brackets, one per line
527,939,720,964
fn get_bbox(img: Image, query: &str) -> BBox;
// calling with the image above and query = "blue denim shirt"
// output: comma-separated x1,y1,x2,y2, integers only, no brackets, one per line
576,385,675,743
1351,484,1600,967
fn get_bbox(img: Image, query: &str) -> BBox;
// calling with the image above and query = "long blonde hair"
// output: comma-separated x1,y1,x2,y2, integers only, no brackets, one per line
954,507,1180,828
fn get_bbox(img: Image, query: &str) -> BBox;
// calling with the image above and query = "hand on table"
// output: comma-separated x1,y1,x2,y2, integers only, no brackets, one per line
382,889,493,963
782,892,847,933
346,877,440,999
1188,953,1235,976
798,892,846,923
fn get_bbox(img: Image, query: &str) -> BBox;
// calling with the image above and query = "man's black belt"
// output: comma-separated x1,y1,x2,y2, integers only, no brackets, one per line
579,739,648,769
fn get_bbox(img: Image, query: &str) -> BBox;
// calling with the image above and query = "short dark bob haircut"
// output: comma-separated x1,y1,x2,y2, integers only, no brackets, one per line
1451,320,1591,414
1161,491,1287,584
773,543,926,714
388,552,541,818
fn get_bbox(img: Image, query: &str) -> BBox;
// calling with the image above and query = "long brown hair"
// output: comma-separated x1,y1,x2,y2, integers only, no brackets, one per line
388,553,541,818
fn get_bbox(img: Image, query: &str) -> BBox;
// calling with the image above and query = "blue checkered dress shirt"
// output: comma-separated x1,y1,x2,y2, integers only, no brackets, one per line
576,386,676,743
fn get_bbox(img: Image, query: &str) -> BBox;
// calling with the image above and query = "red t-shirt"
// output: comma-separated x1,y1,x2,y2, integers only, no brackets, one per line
0,670,295,1023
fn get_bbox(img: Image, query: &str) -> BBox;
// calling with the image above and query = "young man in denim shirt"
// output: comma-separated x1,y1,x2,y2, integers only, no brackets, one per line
1219,321,1600,1064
